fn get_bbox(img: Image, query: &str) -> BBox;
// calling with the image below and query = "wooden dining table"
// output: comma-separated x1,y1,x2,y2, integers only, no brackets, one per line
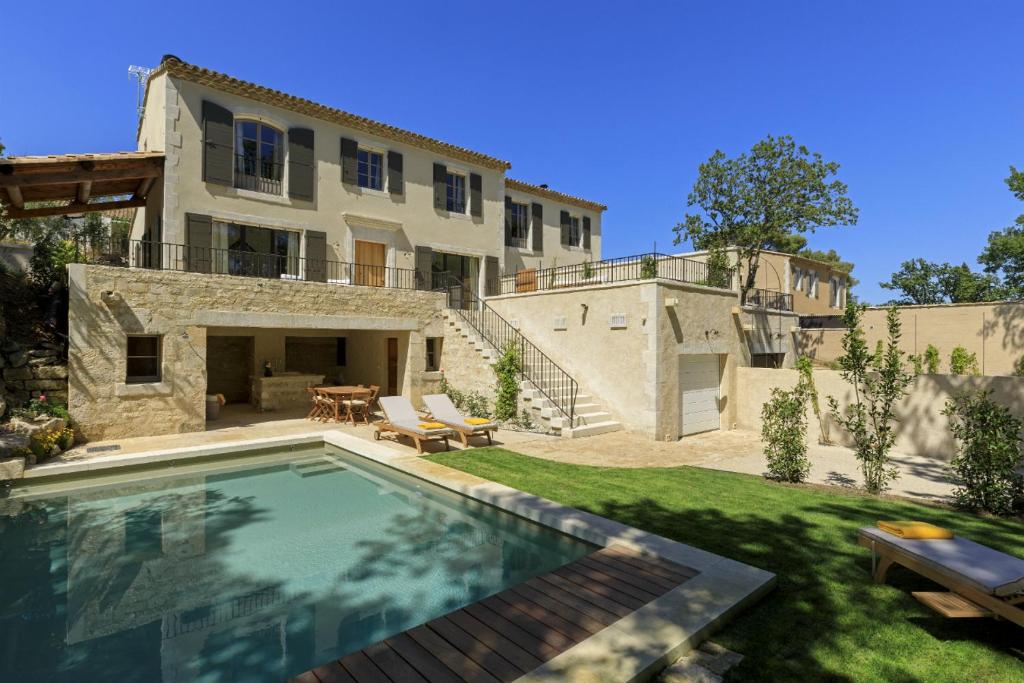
315,385,370,423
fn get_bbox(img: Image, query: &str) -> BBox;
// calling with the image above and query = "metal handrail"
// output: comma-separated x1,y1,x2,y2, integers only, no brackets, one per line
434,273,578,424
742,287,794,312
125,240,421,289
491,251,733,295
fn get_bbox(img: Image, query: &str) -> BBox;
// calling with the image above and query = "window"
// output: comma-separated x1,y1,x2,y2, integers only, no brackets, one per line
357,148,383,190
807,271,819,298
425,338,442,371
211,222,300,278
446,173,466,213
234,121,283,194
506,201,529,248
568,215,581,247
751,353,785,369
792,266,804,292
126,335,161,383
336,338,347,366
830,276,844,308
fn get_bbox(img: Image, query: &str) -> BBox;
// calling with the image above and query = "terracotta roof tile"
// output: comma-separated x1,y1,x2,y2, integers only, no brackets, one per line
505,178,607,212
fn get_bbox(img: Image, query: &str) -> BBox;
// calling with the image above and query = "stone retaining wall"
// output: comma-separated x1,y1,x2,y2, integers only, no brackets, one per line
0,338,68,417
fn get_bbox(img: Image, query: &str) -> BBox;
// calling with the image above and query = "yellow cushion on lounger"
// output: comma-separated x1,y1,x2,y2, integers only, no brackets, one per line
877,521,953,540
418,422,446,430
465,417,490,425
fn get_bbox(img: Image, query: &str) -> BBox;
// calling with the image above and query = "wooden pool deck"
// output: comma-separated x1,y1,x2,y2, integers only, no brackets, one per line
288,545,699,682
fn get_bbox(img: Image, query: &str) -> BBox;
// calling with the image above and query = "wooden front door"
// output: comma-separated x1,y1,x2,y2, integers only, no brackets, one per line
386,337,398,396
354,240,386,287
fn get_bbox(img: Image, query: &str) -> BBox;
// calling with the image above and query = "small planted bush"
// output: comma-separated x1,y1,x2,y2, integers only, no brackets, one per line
949,346,980,376
943,390,1024,516
493,343,522,421
924,344,941,374
640,255,658,279
439,375,490,418
762,386,810,483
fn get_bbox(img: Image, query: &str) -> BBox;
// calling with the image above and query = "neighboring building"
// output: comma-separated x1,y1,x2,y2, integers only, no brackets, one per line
682,248,851,316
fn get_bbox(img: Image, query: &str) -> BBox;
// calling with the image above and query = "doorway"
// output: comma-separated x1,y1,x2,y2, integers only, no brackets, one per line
386,337,398,395
207,336,255,403
679,354,721,436
354,240,386,286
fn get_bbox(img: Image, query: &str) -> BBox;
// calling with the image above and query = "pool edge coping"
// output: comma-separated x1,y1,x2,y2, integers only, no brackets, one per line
17,428,777,682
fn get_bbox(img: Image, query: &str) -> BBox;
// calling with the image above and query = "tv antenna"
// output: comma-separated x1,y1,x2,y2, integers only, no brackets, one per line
128,65,153,121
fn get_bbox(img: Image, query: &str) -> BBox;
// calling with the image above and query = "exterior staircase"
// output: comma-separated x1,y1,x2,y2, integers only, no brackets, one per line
441,309,622,438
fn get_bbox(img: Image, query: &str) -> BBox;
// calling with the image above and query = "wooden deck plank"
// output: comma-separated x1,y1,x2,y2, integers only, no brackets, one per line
338,651,389,683
556,561,659,604
540,569,643,618
427,617,523,681
447,608,547,673
309,661,357,683
575,555,674,597
406,624,502,683
385,632,465,683
483,593,589,645
600,546,698,582
292,547,700,683
362,641,428,682
463,601,562,661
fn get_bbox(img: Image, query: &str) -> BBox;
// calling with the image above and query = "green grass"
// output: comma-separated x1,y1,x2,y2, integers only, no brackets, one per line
427,448,1023,682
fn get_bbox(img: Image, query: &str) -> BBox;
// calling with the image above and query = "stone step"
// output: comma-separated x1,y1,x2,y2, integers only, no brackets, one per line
562,420,623,438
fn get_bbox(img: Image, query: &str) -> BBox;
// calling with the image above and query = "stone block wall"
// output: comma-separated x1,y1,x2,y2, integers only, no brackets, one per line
0,338,68,417
67,264,446,440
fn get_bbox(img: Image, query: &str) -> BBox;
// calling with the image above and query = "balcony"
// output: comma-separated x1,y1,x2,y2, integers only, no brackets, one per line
742,287,794,312
125,240,426,290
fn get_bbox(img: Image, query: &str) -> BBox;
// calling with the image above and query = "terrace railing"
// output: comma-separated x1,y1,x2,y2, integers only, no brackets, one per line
435,273,578,424
125,240,422,289
234,154,284,195
742,287,794,312
491,252,733,295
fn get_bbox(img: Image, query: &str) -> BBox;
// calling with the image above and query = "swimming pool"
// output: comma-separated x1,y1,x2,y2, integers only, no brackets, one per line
0,443,595,682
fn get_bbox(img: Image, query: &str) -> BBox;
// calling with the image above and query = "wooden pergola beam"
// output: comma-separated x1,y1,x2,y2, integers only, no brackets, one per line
76,180,92,204
133,176,156,199
0,164,162,188
4,197,147,220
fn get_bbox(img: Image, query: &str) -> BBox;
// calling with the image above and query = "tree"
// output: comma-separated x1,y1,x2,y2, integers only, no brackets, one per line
880,259,1001,304
674,135,859,297
978,168,1024,300
828,303,913,494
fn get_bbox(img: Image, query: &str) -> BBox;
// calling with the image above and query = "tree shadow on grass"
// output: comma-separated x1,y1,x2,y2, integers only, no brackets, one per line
583,496,1022,681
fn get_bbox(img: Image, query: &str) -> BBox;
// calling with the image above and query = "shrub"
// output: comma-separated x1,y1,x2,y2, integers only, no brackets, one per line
871,340,885,369
907,354,923,375
949,346,980,376
923,344,941,374
1014,356,1024,377
11,394,69,421
942,390,1024,515
438,375,490,418
828,304,913,494
516,408,535,430
493,343,522,421
581,261,594,280
705,246,734,289
640,255,658,279
762,385,810,482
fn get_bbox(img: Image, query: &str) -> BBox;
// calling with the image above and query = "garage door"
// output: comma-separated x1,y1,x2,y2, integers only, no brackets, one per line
680,354,721,436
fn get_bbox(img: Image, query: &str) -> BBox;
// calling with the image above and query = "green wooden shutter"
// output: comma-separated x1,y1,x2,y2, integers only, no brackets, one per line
387,151,403,196
185,213,212,273
415,245,434,290
470,173,483,218
582,216,592,250
201,101,234,186
531,202,544,252
560,210,571,246
484,255,500,296
340,138,358,185
432,164,447,209
305,230,327,282
288,127,315,201
504,196,513,246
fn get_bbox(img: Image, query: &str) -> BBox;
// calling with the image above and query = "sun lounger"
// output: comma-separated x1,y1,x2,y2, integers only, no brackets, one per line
858,526,1024,626
374,396,452,454
422,394,498,447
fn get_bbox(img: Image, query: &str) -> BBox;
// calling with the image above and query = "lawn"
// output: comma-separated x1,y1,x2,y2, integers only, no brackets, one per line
427,448,1023,682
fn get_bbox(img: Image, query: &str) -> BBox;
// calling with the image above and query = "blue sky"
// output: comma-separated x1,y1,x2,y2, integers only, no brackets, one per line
2,1,1022,303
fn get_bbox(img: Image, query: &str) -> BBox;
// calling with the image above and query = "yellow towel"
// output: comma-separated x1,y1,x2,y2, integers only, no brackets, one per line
465,417,491,426
877,521,953,540
418,422,446,430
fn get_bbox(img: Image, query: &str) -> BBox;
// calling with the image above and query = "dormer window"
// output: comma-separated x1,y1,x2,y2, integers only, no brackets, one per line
235,121,283,195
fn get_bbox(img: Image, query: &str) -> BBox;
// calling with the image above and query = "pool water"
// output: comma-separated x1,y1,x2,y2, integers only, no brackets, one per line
0,444,594,682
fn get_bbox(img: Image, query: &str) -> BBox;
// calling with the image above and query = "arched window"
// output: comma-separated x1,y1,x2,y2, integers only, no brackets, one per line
234,120,283,194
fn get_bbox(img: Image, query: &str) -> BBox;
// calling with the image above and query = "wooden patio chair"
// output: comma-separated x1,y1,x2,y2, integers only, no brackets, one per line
306,387,330,421
341,388,373,425
366,385,381,418
858,526,1024,627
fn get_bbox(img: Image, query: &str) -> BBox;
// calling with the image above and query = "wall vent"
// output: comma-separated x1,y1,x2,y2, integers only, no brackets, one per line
610,314,627,329
553,316,567,330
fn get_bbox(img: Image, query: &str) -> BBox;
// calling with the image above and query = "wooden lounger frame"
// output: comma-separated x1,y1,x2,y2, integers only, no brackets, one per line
374,423,450,454
437,421,494,447
858,531,1024,627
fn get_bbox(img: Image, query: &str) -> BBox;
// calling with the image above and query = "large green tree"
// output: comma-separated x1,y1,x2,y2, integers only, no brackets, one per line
880,258,1002,305
978,166,1024,299
674,135,859,296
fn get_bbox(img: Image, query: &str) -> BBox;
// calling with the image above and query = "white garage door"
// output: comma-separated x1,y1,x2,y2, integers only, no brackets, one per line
680,354,721,436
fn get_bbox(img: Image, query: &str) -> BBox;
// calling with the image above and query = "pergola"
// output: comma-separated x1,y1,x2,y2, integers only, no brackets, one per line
0,151,164,219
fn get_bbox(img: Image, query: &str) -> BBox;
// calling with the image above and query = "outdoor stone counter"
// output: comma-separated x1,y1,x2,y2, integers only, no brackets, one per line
251,373,324,412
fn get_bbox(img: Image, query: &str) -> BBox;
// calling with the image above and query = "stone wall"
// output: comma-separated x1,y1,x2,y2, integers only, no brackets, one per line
67,264,446,440
440,321,498,409
734,366,1024,460
0,338,68,417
